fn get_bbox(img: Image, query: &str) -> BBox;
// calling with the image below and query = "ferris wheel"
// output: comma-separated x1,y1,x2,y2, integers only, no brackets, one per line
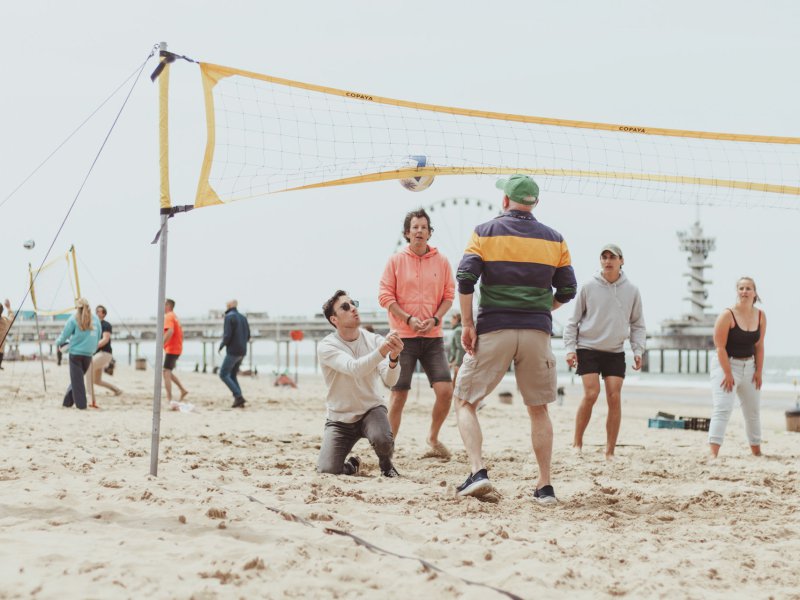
393,197,500,276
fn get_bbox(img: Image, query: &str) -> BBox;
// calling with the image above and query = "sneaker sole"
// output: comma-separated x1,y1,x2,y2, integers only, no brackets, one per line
534,495,558,505
457,479,493,497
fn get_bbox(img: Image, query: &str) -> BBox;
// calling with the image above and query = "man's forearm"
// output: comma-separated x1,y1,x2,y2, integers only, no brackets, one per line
459,294,474,326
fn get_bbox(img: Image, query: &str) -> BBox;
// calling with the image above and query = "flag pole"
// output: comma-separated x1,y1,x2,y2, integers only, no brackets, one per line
150,41,171,477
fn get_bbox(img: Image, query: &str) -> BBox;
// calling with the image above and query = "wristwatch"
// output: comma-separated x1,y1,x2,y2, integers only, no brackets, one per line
433,316,440,326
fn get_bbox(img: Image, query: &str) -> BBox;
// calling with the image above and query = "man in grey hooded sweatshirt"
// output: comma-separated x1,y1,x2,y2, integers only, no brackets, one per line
564,244,646,460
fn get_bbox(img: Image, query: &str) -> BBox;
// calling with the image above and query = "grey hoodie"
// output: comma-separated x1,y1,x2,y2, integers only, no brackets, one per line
563,271,646,356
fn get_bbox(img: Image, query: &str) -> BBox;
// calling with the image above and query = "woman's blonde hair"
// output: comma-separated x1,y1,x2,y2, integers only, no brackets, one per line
736,277,761,305
75,298,93,331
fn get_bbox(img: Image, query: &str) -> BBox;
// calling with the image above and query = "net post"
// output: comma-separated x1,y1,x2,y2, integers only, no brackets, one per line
150,41,170,477
28,263,48,392
70,245,81,298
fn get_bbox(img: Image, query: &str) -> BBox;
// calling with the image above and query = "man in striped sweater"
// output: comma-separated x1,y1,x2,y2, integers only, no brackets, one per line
453,175,577,504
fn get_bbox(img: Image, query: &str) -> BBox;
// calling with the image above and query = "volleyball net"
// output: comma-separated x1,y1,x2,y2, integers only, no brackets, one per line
28,245,81,316
189,61,800,209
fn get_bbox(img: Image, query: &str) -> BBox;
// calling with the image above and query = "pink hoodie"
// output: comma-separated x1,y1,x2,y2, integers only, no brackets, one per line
379,245,455,338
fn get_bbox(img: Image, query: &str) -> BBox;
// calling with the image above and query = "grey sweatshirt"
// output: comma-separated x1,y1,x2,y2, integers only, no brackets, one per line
318,329,399,423
563,272,646,356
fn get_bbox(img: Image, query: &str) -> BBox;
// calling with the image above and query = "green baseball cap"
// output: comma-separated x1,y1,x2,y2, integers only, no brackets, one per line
495,175,540,205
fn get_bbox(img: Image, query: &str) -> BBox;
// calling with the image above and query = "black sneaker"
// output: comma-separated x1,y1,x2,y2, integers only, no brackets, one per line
345,456,361,475
533,484,558,505
232,397,246,408
382,466,400,478
456,468,492,497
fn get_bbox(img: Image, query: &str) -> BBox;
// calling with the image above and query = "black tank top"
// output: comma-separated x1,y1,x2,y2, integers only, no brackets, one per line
725,309,760,358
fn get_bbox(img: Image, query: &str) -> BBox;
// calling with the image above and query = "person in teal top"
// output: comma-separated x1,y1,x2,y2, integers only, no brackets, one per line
55,298,102,409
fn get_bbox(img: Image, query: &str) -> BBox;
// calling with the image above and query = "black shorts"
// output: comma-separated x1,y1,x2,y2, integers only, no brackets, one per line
575,349,625,379
163,353,180,370
392,337,452,391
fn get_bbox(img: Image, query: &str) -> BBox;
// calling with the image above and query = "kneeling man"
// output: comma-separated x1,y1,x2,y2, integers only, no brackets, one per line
317,290,404,477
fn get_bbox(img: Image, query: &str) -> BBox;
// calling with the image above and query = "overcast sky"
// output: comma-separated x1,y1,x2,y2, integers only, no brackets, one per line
2,1,798,353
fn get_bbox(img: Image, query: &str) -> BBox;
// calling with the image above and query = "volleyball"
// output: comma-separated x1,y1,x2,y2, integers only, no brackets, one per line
399,155,435,192
23,240,35,249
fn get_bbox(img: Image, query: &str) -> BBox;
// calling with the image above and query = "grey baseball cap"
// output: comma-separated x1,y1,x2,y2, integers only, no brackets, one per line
600,244,623,257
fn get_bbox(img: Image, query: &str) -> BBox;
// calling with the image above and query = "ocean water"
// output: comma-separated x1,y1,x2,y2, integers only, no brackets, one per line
13,339,800,404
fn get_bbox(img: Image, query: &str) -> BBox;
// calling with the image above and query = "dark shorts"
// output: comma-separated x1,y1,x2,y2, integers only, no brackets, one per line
392,337,452,391
576,349,625,379
163,353,180,370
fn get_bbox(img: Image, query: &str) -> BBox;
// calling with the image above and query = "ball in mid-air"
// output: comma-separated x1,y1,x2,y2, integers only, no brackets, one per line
23,240,35,249
399,155,435,192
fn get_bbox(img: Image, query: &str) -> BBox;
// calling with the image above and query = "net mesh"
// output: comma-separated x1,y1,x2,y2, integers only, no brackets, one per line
29,246,80,316
194,62,800,209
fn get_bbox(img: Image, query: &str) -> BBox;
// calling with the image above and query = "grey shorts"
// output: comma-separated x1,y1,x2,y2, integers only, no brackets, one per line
454,329,557,406
392,337,452,391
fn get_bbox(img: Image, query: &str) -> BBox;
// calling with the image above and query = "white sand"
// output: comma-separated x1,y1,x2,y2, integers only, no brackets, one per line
1,360,799,599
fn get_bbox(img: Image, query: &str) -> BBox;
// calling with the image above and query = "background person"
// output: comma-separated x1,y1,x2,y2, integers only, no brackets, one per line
708,277,766,458
89,304,122,407
0,299,13,370
218,299,251,408
163,298,188,409
564,244,646,460
448,312,466,382
55,298,101,410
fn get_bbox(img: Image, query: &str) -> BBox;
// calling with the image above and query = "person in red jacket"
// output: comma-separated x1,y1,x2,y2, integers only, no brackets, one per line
379,209,455,459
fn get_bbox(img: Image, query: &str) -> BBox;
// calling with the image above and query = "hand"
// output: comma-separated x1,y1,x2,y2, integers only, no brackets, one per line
566,352,577,369
720,373,735,393
407,316,423,332
3,299,10,310
752,371,763,391
633,355,642,371
416,318,435,334
461,325,477,355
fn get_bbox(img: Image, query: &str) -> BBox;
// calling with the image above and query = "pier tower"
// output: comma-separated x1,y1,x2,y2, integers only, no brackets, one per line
677,221,716,321
646,220,718,373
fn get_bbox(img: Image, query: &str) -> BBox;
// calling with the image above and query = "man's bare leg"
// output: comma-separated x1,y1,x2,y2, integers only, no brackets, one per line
455,396,484,475
573,373,601,450
388,390,408,438
528,404,553,489
426,381,453,456
603,376,624,460
163,368,173,402
171,372,189,399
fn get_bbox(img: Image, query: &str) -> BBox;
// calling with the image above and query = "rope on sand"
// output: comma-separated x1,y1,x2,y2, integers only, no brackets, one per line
224,487,524,600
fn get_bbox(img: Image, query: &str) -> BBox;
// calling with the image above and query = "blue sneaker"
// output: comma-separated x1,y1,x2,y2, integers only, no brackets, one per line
533,484,558,505
456,468,492,497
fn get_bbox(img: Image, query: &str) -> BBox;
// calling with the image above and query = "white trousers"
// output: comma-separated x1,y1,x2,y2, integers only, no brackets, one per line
708,356,761,446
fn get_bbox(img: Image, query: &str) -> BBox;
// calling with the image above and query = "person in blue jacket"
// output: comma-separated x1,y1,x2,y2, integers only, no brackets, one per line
55,298,102,409
218,299,251,408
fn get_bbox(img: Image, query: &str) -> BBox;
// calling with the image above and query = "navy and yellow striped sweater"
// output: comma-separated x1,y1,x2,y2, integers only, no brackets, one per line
456,210,577,335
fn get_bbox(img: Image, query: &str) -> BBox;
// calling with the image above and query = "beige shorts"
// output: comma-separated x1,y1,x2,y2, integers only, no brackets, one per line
454,329,557,406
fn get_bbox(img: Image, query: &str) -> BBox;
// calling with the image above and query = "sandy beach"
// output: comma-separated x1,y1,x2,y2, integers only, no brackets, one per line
1,360,799,599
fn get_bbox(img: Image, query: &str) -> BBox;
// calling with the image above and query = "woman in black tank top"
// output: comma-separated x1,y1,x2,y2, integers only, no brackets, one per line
709,277,767,458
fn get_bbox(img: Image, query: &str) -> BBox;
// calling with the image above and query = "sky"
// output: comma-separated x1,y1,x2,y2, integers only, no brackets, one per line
1,1,799,354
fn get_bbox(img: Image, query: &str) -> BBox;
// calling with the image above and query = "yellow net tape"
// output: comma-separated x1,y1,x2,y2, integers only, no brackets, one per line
194,62,800,208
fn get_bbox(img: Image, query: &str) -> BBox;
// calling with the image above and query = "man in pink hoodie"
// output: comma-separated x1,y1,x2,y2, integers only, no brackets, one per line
379,209,455,459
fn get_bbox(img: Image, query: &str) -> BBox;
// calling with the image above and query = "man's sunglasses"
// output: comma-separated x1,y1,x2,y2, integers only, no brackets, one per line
338,300,359,312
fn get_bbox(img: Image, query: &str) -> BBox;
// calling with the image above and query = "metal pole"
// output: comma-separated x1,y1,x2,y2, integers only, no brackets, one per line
294,340,298,384
150,213,168,476
33,310,47,392
150,41,170,477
